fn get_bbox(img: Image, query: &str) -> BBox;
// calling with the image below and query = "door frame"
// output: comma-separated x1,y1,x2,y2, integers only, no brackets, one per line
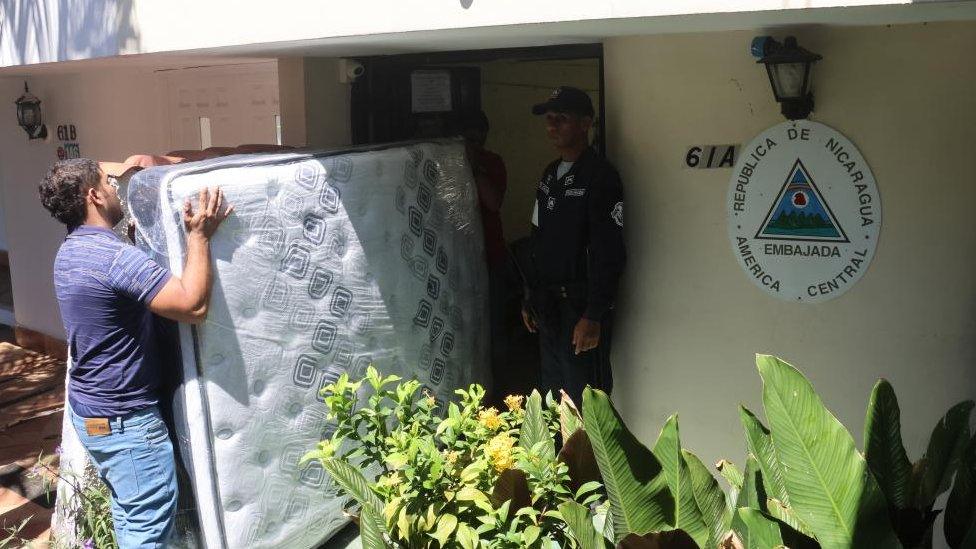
350,43,605,156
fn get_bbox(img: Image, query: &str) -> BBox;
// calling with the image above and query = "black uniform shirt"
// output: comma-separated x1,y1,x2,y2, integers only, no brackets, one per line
530,148,626,320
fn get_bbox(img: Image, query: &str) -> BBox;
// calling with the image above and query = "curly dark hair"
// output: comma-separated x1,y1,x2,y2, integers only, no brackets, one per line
38,159,101,230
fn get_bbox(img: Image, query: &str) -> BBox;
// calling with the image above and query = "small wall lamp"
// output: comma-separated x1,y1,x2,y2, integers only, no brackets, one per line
751,36,822,120
15,82,47,139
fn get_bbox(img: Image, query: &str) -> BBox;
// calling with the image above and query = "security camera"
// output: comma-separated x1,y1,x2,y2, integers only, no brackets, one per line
339,60,365,84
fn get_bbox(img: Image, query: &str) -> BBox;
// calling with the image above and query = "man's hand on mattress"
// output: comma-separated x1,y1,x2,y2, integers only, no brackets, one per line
184,187,233,239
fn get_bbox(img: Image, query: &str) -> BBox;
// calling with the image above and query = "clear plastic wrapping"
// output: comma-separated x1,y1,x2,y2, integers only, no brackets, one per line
125,139,489,548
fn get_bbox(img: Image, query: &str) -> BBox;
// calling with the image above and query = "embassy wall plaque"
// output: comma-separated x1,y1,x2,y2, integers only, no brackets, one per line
727,120,880,302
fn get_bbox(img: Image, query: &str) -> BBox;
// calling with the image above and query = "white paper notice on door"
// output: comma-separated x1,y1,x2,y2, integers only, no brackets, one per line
411,70,453,113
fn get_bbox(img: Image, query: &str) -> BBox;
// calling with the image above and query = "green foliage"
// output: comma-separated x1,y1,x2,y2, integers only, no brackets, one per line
757,354,900,548
739,407,812,537
945,435,976,547
312,357,973,549
864,380,913,510
912,401,974,510
307,366,582,548
558,501,607,549
732,507,784,549
0,517,33,549
520,391,555,460
735,455,764,512
651,416,709,547
24,451,116,549
739,407,789,507
862,379,975,548
582,388,674,541
682,449,730,549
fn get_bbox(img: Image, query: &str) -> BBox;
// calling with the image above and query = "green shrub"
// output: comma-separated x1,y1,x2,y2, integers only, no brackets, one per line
308,357,976,549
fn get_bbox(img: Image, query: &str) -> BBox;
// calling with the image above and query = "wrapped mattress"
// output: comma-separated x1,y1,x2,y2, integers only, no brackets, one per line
125,139,489,548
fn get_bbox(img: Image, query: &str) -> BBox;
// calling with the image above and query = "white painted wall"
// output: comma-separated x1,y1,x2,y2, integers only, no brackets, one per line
0,62,279,337
603,21,976,491
5,0,975,68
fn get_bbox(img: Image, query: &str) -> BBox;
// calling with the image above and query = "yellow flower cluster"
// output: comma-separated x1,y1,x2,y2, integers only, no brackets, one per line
504,395,524,413
485,433,516,472
478,407,503,431
444,450,460,466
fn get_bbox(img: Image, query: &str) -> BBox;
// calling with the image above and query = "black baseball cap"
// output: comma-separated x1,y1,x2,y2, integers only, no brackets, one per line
532,86,594,117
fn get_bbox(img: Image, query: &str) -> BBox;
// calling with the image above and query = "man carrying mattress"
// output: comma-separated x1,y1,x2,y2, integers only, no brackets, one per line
521,87,626,408
38,158,232,548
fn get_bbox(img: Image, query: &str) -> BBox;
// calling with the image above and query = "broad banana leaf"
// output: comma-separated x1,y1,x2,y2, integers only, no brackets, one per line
322,457,385,513
733,507,819,549
683,449,732,549
912,400,974,509
360,505,387,549
717,459,744,510
520,390,555,459
731,507,783,549
735,455,764,512
863,379,913,510
560,501,609,549
718,460,744,492
615,530,698,549
756,354,901,548
741,406,816,537
766,497,815,539
583,387,675,541
740,406,790,506
491,468,531,510
945,434,976,548
560,389,584,443
652,416,710,547
559,428,602,494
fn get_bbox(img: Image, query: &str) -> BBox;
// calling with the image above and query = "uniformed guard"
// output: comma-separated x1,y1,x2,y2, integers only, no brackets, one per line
521,86,626,407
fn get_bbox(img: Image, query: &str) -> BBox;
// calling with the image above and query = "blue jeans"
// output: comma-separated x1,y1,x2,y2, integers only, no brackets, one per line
69,405,178,548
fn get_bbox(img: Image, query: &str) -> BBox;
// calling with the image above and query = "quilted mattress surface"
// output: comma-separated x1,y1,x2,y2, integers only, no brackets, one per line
126,140,489,548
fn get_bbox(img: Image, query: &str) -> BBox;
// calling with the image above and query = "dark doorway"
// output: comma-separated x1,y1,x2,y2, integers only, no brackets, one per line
351,44,603,150
349,44,604,403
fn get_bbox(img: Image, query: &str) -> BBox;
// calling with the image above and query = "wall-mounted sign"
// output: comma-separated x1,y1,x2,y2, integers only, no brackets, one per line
684,144,738,169
410,70,452,113
727,120,880,302
56,124,77,141
57,143,81,160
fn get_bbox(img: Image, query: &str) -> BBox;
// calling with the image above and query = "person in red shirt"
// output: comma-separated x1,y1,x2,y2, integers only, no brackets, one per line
460,111,510,398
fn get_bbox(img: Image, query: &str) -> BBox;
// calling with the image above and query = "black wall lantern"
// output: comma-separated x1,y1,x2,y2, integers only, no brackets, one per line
15,82,47,140
751,36,822,120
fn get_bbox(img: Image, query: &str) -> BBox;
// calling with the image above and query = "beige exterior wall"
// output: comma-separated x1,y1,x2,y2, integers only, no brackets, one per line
0,62,279,337
276,58,352,149
603,21,976,481
0,71,167,337
302,59,353,149
277,58,308,147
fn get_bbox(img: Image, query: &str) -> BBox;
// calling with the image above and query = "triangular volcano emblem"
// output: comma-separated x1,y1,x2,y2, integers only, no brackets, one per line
755,159,849,242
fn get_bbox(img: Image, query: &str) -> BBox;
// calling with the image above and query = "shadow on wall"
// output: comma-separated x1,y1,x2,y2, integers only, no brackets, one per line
0,0,140,65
